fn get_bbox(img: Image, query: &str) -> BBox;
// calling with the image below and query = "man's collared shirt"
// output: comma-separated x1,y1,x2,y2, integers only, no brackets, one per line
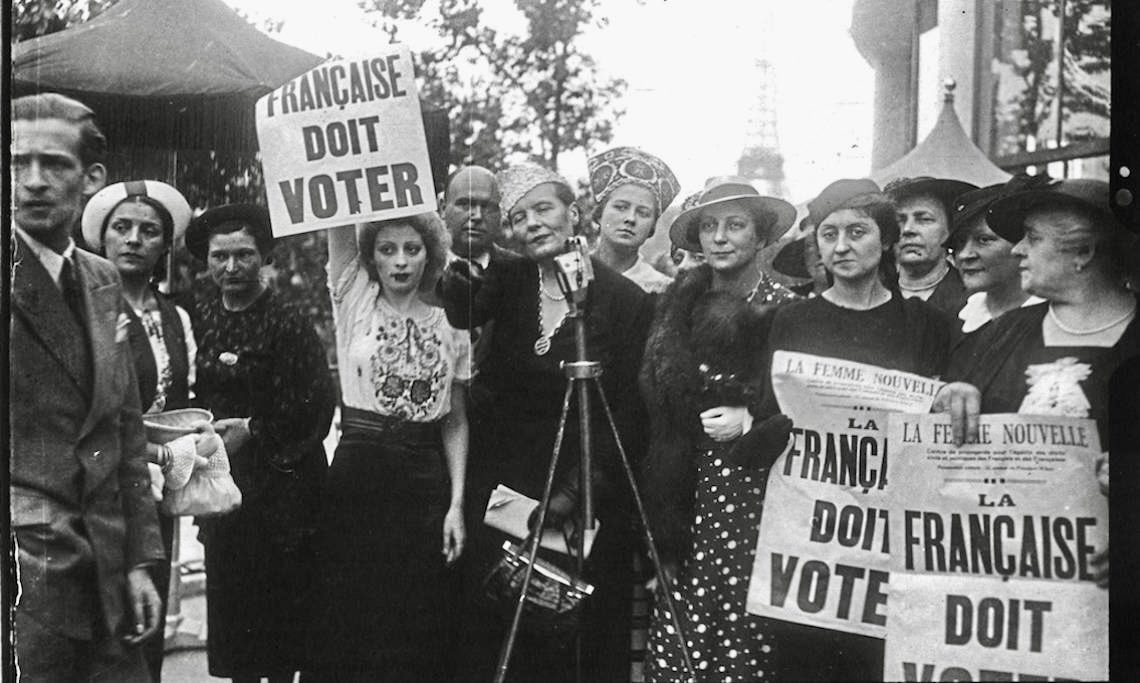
16,226,76,289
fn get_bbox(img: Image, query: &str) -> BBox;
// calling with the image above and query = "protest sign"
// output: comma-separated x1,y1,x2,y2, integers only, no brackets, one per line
770,350,943,419
747,353,941,636
256,46,436,237
745,353,947,636
746,407,892,637
884,413,1107,681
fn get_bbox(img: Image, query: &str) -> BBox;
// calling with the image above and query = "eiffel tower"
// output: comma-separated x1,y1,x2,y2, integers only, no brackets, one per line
737,57,787,198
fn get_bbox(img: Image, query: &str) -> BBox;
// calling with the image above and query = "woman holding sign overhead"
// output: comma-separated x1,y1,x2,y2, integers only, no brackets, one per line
310,212,470,682
759,179,957,680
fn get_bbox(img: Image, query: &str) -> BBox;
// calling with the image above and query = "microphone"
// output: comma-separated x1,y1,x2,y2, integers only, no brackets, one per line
552,236,594,308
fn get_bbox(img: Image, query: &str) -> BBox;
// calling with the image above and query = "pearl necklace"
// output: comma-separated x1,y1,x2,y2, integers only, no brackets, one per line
534,271,568,355
1047,301,1136,335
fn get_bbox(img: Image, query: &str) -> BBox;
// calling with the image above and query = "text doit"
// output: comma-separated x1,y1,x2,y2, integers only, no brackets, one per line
278,162,425,225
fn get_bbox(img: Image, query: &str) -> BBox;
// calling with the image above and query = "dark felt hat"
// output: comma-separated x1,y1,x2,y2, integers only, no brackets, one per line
945,183,1008,249
185,204,274,261
884,176,979,215
806,178,882,227
986,178,1117,243
668,176,796,251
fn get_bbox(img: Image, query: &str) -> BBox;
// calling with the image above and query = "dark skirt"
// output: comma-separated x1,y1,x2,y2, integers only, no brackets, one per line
202,479,322,677
310,417,451,680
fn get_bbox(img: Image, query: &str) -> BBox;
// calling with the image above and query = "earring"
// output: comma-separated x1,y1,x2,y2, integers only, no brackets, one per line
1076,263,1084,272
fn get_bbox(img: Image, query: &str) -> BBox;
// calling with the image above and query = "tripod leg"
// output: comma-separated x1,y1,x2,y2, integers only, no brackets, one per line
591,380,697,682
493,380,576,683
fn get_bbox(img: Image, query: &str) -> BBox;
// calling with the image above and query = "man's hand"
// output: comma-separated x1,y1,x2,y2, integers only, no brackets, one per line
700,406,753,442
931,382,982,446
214,417,252,455
123,567,163,645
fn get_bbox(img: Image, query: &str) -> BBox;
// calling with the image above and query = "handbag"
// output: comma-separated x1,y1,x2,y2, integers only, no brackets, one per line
161,435,243,516
482,534,595,639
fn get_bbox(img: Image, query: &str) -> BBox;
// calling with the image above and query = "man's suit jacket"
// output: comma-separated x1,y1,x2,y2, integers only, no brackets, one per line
10,235,164,641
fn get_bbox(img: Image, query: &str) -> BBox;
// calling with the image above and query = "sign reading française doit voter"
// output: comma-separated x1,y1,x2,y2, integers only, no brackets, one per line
256,46,436,237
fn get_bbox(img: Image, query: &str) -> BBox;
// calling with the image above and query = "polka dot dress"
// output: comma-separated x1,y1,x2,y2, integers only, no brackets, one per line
645,449,774,682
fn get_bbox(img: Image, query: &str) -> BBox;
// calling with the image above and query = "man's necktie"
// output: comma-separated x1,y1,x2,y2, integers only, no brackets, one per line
60,256,87,328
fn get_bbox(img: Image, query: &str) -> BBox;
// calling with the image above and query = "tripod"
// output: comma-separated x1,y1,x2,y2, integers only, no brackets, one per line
493,241,696,683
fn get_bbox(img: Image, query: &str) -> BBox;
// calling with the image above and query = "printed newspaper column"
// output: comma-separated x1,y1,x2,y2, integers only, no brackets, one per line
256,45,436,237
746,351,942,637
884,413,1107,682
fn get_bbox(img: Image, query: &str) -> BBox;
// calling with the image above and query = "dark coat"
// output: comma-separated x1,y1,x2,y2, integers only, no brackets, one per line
639,266,772,563
10,236,164,643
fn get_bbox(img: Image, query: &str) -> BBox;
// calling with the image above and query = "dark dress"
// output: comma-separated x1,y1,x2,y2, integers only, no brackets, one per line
923,264,968,319
944,298,1140,447
124,291,192,683
762,291,956,681
639,266,797,683
440,253,654,683
191,287,335,678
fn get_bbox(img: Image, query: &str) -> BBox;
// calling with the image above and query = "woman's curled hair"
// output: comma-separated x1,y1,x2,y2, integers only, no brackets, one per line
357,212,451,293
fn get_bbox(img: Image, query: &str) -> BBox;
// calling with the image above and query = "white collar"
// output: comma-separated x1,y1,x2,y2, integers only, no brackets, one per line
16,227,76,287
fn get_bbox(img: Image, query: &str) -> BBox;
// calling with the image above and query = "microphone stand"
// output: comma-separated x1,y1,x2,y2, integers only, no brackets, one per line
493,239,695,683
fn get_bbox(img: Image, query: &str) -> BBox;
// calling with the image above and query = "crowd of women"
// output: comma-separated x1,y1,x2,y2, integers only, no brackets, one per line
85,141,1135,682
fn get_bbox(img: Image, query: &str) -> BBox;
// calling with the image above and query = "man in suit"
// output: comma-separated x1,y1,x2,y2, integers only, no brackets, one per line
11,92,165,682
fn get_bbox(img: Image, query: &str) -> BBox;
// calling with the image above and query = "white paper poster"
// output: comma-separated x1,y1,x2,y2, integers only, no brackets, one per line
256,46,436,237
883,413,1107,681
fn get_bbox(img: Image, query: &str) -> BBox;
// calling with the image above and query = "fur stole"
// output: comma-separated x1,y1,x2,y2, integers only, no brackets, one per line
639,265,770,562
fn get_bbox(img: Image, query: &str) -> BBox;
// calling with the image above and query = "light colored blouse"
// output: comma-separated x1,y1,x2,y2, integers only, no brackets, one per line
958,291,1045,333
623,255,673,294
331,256,471,422
133,304,197,414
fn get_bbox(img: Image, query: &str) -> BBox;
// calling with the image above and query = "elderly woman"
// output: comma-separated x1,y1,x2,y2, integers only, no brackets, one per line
640,176,799,682
437,163,654,682
588,146,680,293
950,175,1047,333
81,180,211,682
185,205,336,683
935,179,1137,485
310,214,469,681
761,179,957,681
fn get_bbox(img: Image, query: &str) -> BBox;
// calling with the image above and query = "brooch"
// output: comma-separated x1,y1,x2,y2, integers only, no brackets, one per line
219,352,239,366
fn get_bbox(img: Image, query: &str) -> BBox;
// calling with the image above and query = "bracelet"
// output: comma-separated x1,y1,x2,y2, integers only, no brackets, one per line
160,444,174,473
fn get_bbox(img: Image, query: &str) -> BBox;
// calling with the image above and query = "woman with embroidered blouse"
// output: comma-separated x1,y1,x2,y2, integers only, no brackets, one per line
310,213,469,681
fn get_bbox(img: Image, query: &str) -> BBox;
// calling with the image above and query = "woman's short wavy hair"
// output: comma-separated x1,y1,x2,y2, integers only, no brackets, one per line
358,212,451,293
813,191,902,287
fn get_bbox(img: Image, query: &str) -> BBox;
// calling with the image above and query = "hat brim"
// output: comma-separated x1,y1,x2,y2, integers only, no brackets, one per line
668,194,797,252
769,234,812,280
81,181,192,252
986,190,1115,244
890,178,978,212
186,204,273,261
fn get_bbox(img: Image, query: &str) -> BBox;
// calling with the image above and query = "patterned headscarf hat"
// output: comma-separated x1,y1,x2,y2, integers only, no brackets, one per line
587,146,680,214
497,164,575,218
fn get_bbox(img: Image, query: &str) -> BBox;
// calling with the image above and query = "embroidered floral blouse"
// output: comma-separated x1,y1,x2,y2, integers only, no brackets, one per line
331,256,471,422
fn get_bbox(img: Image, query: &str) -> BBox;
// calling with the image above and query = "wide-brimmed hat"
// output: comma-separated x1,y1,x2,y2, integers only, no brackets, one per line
81,180,192,251
884,176,979,215
668,176,796,251
588,146,679,214
185,204,274,261
496,164,574,219
945,173,1051,248
986,177,1119,243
